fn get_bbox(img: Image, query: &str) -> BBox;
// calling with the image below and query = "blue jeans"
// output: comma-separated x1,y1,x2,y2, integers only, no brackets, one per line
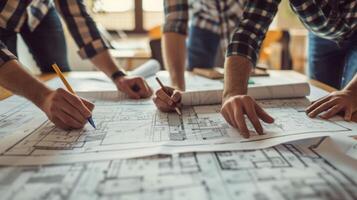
308,32,357,89
0,7,70,73
187,26,221,71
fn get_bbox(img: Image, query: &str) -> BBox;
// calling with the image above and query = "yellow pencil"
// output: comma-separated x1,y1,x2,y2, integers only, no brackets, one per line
52,63,96,129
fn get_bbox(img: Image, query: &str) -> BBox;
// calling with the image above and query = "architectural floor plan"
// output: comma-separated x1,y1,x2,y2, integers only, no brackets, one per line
0,92,356,165
0,96,46,142
1,74,357,199
0,139,356,200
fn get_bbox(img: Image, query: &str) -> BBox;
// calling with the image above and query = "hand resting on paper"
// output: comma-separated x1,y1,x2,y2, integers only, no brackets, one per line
306,74,357,121
153,86,183,113
221,95,275,138
306,89,357,121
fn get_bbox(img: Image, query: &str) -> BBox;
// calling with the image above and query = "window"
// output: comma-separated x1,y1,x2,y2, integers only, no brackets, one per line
93,0,134,13
143,0,164,30
91,0,164,33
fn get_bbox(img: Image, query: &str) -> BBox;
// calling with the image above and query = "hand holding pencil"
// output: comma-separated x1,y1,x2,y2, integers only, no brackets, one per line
38,64,95,130
153,77,182,115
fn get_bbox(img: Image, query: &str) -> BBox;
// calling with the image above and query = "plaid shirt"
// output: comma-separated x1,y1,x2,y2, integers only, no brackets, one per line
163,0,244,49
227,0,357,65
0,0,107,67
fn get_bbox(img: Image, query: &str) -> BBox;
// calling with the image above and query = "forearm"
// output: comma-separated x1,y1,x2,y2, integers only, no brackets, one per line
345,74,357,92
0,60,51,107
223,55,253,98
90,50,122,79
162,33,186,91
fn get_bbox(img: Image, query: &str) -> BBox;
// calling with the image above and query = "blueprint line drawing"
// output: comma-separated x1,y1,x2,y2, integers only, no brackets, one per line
0,140,356,200
0,99,43,138
0,92,356,165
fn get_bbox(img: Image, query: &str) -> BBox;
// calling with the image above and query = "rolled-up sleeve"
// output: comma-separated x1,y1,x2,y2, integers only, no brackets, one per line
0,41,17,67
227,0,280,65
163,0,189,35
54,0,108,59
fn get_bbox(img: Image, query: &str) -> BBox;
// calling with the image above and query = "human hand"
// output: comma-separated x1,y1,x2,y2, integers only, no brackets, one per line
39,88,94,130
220,95,274,138
153,86,182,113
306,89,357,121
114,76,153,99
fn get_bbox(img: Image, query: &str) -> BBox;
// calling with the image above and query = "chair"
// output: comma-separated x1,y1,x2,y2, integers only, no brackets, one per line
259,30,293,70
148,26,164,69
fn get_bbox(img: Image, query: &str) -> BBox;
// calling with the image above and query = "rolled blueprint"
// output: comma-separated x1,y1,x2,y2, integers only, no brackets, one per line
181,82,310,106
129,59,161,78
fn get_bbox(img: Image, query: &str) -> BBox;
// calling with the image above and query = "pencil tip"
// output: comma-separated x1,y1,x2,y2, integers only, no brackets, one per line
88,117,96,129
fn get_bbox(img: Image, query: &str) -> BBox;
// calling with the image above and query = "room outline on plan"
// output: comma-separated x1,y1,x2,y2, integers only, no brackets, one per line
0,92,356,165
0,140,356,200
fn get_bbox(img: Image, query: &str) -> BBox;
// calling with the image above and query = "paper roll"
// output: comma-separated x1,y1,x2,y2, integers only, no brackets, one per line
129,59,161,78
181,82,310,106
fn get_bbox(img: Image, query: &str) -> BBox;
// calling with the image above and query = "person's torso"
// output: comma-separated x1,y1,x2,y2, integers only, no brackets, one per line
0,0,53,32
189,0,245,36
289,0,357,42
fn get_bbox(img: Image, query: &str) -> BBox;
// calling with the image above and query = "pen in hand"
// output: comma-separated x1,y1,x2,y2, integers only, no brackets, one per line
155,77,182,116
51,63,96,129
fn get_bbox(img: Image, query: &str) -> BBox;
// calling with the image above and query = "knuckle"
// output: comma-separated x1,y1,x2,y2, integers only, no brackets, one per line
234,100,242,107
56,88,65,93
241,95,252,101
134,77,142,82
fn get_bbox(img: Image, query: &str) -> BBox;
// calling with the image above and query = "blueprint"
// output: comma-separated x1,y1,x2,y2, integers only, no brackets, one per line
0,91,356,165
315,136,357,178
1,73,357,199
0,139,356,200
0,96,46,144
